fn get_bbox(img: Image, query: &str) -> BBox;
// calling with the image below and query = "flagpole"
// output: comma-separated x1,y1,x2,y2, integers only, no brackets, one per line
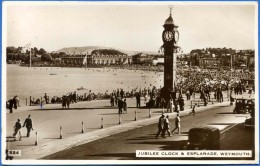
85,53,88,89
29,43,32,105
30,43,32,68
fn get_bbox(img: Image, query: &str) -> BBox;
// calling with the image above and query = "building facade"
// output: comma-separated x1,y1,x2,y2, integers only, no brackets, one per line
61,53,132,66
199,58,221,69
91,53,132,65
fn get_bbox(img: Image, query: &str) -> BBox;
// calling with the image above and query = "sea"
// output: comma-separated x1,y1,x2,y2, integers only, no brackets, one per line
6,64,163,105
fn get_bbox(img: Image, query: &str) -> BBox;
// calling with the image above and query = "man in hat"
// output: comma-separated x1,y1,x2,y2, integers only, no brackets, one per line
172,114,181,134
162,115,172,138
155,114,165,139
23,115,33,137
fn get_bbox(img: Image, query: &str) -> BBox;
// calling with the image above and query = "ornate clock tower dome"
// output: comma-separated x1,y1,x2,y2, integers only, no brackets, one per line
160,9,180,100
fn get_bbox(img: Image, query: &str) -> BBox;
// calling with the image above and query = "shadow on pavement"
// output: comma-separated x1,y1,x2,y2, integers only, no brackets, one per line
6,136,14,139
152,111,165,114
87,127,100,130
100,113,119,115
217,112,235,114
127,135,156,141
31,107,119,111
208,123,236,125
86,152,135,159
17,144,35,146
106,123,120,127
123,119,135,122
43,138,60,140
66,132,82,135
7,139,17,142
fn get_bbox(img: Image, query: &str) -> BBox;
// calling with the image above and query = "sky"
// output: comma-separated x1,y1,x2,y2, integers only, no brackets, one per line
4,2,257,53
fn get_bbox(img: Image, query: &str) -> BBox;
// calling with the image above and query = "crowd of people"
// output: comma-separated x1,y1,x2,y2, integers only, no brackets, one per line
7,67,254,114
6,66,255,146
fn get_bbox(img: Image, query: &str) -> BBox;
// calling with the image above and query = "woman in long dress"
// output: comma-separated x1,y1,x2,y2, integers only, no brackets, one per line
167,97,174,113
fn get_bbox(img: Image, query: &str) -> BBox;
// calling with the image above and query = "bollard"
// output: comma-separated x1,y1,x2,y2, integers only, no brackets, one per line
40,97,42,105
149,108,151,118
81,121,84,133
26,98,27,106
190,101,192,109
30,96,32,106
119,114,121,124
35,131,38,146
135,111,137,121
101,117,104,129
212,98,214,104
6,139,9,150
60,126,63,139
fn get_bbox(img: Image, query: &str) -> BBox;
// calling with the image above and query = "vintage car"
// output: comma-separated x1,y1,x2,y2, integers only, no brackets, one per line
245,117,255,128
233,98,254,114
182,126,221,150
246,99,255,113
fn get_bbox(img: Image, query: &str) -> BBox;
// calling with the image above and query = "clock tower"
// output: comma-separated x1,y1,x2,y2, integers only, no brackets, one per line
160,10,180,100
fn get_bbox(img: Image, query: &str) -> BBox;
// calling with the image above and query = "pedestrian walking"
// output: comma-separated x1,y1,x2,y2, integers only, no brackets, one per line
13,119,22,141
162,115,172,138
115,97,118,106
110,95,115,107
13,96,18,110
66,95,70,109
15,95,20,107
8,97,14,113
120,89,124,98
186,90,190,100
136,92,141,108
172,114,181,134
190,104,197,116
155,114,165,139
179,97,185,111
174,99,178,113
73,91,77,103
44,93,49,104
23,115,33,137
117,98,123,114
62,95,66,109
161,98,166,109
123,99,127,114
167,97,174,113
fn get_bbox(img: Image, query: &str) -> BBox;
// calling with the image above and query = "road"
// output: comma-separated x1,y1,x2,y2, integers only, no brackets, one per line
43,103,255,160
6,94,214,159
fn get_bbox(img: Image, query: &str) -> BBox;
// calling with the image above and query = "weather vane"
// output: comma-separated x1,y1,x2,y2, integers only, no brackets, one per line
169,5,174,15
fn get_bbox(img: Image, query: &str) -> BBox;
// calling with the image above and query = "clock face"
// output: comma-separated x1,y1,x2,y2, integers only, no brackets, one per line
163,30,174,42
174,30,179,43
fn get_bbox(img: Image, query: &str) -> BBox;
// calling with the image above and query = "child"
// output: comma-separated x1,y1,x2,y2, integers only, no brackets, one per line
13,119,22,141
190,104,197,116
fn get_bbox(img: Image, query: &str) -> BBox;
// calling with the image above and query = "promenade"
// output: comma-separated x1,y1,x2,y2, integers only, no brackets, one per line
5,92,252,159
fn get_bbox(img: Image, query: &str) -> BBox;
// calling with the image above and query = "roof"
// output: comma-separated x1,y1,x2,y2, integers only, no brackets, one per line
164,14,174,25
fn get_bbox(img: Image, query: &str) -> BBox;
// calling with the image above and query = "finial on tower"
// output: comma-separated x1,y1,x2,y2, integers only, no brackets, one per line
169,5,173,16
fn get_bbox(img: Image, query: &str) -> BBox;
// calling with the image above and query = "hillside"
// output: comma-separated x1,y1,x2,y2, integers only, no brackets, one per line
55,46,157,56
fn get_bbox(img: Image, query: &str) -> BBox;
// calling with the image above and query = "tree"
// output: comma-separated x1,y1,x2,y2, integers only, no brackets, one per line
38,48,46,55
41,54,53,63
33,47,39,55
